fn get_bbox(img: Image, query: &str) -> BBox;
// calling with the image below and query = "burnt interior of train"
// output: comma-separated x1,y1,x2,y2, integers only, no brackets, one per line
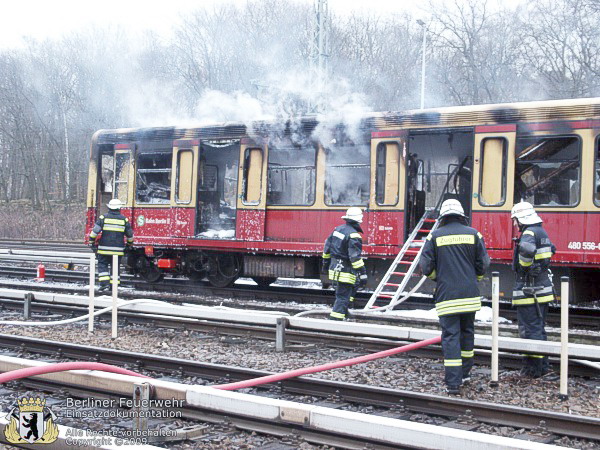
196,140,240,238
405,129,474,238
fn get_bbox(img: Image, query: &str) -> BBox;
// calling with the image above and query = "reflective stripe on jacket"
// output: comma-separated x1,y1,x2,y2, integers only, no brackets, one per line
322,221,364,285
89,210,134,256
512,224,556,306
419,217,490,317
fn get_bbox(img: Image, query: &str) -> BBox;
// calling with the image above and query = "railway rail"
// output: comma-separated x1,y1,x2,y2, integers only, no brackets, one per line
0,263,599,332
1,334,598,446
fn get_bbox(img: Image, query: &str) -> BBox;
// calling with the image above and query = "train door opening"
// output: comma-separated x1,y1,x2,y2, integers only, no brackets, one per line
196,140,240,239
404,129,474,238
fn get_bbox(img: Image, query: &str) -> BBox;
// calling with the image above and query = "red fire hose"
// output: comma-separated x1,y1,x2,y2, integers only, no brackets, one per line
0,362,149,384
214,336,441,390
0,337,441,389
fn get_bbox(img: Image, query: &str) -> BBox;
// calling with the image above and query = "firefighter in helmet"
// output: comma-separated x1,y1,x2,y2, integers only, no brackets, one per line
322,207,367,320
420,199,490,395
88,199,134,292
511,201,556,378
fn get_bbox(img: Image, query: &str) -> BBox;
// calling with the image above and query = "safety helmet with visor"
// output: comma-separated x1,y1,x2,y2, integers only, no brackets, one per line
439,199,465,218
107,198,124,210
511,201,542,225
342,207,363,223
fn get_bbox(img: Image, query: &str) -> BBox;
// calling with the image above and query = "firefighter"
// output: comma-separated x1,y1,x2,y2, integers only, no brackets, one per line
420,199,490,395
322,207,367,320
511,201,556,378
88,199,134,292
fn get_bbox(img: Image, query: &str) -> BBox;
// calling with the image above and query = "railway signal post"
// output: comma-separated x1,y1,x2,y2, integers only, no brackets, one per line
491,271,500,387
88,254,95,332
560,276,569,399
112,254,118,339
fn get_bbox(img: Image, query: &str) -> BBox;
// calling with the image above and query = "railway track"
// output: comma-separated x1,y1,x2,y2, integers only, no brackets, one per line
0,263,598,332
1,334,598,446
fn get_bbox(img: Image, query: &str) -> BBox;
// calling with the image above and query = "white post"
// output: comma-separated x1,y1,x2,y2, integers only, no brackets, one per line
112,254,119,339
560,276,569,399
490,271,499,386
88,254,95,332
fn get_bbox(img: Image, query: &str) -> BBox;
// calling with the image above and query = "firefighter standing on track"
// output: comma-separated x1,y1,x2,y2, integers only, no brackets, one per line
511,201,556,378
88,199,134,293
322,207,368,321
420,199,490,395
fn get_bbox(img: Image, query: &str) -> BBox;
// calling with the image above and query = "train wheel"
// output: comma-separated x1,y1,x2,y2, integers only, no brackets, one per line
137,257,164,283
207,254,240,288
252,277,277,288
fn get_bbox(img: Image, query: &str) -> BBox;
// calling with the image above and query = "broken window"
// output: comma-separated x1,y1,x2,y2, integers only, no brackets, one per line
114,152,130,204
324,141,370,206
267,142,316,206
595,139,600,206
479,138,507,206
514,136,580,207
242,148,263,204
136,152,172,204
375,142,400,206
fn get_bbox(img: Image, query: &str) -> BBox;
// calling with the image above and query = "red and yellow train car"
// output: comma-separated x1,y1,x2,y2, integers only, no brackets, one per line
85,97,600,300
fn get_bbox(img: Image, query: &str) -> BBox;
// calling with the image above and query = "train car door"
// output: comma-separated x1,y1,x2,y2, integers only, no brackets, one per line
236,139,267,241
471,124,516,253
171,139,198,237
367,132,406,247
113,143,136,224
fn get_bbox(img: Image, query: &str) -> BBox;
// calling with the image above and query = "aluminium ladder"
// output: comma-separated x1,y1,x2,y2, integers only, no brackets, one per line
364,210,439,311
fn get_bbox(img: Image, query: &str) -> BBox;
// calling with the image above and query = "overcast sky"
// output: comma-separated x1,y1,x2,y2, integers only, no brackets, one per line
0,0,434,49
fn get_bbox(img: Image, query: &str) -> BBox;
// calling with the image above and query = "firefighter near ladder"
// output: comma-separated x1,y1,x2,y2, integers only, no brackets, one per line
419,199,490,395
88,199,134,293
511,201,556,378
322,207,368,321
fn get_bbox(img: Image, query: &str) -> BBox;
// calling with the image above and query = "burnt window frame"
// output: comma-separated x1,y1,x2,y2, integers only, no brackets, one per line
478,137,508,207
175,148,194,204
266,143,318,207
514,133,582,209
242,147,264,205
375,141,401,206
135,150,173,205
324,142,371,207
594,134,600,207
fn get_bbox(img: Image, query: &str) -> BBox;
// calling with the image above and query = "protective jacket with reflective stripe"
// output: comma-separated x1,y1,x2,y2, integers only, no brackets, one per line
322,221,364,285
512,224,556,306
89,210,134,256
420,217,490,316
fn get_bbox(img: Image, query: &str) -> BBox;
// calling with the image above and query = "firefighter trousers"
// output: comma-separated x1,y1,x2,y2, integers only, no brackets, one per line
516,303,549,377
329,282,357,320
438,312,475,387
97,254,121,287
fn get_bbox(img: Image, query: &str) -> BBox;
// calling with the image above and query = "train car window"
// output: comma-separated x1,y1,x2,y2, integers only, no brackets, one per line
375,142,400,206
243,148,263,204
595,139,600,206
176,150,193,204
136,152,172,204
514,135,580,207
114,152,130,204
267,143,316,206
479,138,506,206
100,154,114,194
324,142,370,206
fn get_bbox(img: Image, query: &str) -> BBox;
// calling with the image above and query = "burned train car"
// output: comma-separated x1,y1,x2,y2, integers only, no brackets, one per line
86,97,600,301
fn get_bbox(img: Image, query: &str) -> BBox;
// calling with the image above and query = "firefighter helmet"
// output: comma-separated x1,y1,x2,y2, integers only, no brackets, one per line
439,199,465,218
342,207,363,223
511,201,542,225
107,199,124,210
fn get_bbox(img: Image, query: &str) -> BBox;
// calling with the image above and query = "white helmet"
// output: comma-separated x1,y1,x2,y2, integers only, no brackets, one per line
511,201,542,225
439,199,465,218
342,207,363,223
107,198,124,210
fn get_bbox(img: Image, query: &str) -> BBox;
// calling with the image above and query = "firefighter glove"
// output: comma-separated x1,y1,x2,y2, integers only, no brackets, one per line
529,263,542,278
321,259,330,275
357,266,368,288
